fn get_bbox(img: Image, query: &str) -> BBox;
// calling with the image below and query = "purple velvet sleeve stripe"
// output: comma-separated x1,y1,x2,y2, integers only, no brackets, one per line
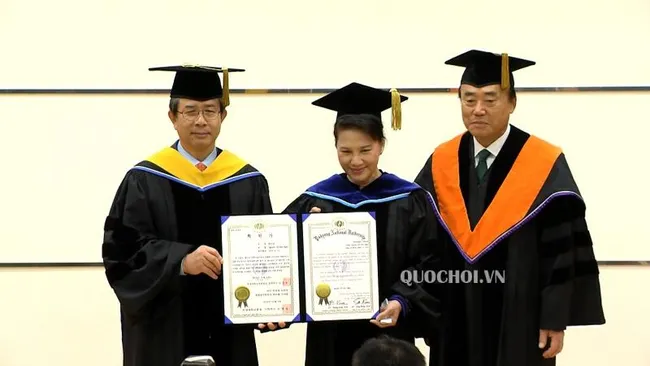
389,295,409,316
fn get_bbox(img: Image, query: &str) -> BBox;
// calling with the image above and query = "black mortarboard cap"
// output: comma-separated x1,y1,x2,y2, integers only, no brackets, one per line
148,64,245,106
311,82,408,130
445,50,535,90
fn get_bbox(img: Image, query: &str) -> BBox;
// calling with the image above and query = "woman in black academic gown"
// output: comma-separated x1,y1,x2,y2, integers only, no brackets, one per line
281,82,442,366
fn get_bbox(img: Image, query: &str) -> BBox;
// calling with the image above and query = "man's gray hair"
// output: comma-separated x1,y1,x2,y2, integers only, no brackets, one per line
169,98,181,114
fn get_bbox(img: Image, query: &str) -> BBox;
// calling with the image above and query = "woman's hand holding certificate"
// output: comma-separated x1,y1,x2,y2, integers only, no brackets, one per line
370,299,401,328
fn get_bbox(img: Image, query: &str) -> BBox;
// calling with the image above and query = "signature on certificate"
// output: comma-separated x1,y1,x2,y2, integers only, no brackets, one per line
353,298,371,306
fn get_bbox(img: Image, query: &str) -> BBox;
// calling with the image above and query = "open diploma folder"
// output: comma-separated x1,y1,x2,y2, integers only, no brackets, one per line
220,212,380,324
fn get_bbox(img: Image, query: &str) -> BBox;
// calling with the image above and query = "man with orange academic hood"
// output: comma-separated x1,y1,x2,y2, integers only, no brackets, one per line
102,65,279,366
414,50,606,366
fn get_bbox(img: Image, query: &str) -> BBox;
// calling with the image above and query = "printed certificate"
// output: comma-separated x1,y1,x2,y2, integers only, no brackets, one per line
221,214,301,325
301,211,380,321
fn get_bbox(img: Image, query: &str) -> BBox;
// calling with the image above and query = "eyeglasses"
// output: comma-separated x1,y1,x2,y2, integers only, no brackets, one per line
178,109,221,122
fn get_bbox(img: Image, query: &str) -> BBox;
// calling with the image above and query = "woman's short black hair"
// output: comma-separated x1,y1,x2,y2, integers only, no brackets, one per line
333,114,385,144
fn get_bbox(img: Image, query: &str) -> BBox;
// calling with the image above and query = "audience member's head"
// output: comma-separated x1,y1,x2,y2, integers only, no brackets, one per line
351,335,426,366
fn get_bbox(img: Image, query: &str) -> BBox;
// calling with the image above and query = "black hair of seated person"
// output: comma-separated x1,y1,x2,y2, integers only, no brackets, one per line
351,335,426,366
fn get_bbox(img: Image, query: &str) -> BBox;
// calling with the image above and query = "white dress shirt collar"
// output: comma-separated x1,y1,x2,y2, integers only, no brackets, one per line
473,123,511,158
177,140,218,167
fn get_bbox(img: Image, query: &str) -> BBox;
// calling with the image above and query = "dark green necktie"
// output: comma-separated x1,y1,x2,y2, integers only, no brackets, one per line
476,149,492,182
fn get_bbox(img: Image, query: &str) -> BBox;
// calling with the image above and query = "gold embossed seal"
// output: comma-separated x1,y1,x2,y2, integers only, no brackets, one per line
315,283,331,305
235,286,250,308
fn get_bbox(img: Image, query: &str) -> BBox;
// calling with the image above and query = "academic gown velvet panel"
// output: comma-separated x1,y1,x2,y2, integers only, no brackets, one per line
281,173,443,366
415,126,605,366
102,147,273,366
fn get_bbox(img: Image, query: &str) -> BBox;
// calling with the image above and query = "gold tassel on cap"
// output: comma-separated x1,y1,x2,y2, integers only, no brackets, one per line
501,53,510,90
390,88,402,131
222,67,230,107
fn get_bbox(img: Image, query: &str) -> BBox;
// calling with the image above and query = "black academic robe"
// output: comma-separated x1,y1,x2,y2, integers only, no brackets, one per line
102,143,274,366
281,172,442,366
415,125,606,366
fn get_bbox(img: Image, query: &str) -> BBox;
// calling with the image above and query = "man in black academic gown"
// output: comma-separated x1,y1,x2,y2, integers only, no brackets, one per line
102,65,276,366
414,50,606,366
